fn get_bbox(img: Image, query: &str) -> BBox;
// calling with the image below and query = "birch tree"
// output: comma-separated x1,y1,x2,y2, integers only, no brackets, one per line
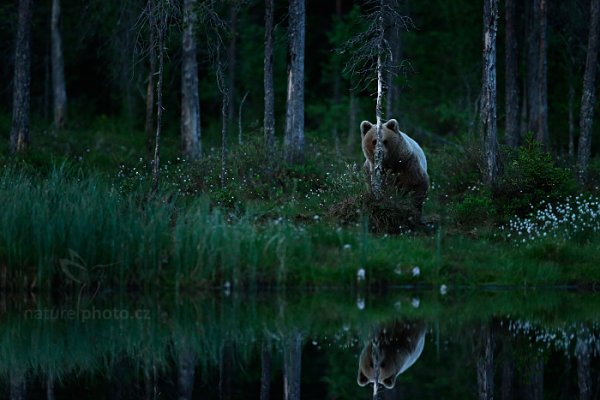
151,0,169,194
575,334,592,400
260,340,271,400
284,0,306,165
51,0,67,130
10,0,33,155
181,0,202,160
218,48,230,188
283,331,302,400
475,323,494,400
227,2,238,129
196,1,229,187
481,0,500,185
339,0,410,199
10,371,26,400
177,340,197,400
264,0,276,160
577,0,600,183
145,0,157,154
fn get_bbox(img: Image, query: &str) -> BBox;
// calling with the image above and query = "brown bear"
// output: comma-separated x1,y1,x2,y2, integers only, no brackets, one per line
357,320,426,389
361,119,429,217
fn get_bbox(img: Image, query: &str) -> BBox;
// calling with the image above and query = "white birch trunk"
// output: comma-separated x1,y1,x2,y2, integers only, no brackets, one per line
371,0,386,200
151,1,167,194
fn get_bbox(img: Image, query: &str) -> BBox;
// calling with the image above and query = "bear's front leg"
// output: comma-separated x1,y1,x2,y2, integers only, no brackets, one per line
411,182,429,224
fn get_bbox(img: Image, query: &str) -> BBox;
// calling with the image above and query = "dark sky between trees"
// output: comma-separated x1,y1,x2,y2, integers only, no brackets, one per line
0,0,598,158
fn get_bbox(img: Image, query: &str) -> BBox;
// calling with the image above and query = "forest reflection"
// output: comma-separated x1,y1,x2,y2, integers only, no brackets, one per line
1,291,599,399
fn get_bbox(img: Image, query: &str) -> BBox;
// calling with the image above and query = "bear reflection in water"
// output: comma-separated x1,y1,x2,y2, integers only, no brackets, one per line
357,320,426,389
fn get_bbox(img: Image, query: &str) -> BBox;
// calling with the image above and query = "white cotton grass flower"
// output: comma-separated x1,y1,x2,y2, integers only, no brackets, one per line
357,268,366,281
356,297,365,310
501,195,600,245
440,284,448,295
411,298,420,308
411,266,420,277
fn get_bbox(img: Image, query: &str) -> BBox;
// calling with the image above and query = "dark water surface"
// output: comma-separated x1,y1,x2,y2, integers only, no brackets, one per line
1,290,599,399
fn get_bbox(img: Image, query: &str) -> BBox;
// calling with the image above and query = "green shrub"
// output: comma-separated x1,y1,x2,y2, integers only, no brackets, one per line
428,142,482,198
453,189,496,226
494,137,577,220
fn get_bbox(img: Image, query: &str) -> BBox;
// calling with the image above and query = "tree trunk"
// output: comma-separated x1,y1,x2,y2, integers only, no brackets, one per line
177,343,197,400
51,0,67,130
46,373,55,400
538,0,548,146
481,0,500,186
504,0,519,147
113,5,137,128
181,0,202,160
372,0,386,200
238,91,248,145
10,372,26,400
500,348,514,400
577,0,600,183
219,340,233,400
264,0,276,160
260,341,271,400
283,331,302,400
143,362,157,400
576,335,592,400
10,0,33,155
527,0,549,148
145,0,156,155
519,67,528,138
219,53,229,189
43,41,50,120
522,358,544,400
151,0,168,195
284,0,306,165
569,83,576,158
227,3,237,129
332,0,343,154
526,0,538,141
476,323,494,400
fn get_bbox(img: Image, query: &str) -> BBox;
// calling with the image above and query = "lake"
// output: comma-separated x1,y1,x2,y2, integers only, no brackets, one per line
0,289,598,399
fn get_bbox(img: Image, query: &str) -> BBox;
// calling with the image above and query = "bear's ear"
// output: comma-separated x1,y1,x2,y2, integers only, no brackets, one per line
357,371,370,387
384,119,399,133
382,374,397,389
360,121,373,136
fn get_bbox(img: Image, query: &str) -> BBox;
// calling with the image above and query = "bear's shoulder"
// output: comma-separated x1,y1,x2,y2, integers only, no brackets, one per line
399,131,427,173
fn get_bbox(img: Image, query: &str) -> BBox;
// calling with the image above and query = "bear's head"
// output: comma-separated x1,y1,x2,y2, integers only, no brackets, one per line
357,320,427,390
357,342,402,389
360,119,403,167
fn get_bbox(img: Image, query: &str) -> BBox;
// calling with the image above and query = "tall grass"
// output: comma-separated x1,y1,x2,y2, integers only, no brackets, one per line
0,166,360,290
0,165,173,289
